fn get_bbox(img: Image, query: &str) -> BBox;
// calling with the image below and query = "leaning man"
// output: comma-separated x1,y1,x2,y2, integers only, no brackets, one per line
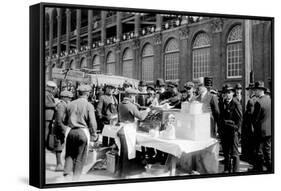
63,84,99,180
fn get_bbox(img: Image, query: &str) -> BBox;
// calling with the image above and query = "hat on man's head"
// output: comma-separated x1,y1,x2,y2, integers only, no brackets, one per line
155,78,165,87
60,90,73,98
46,81,57,88
253,81,267,91
77,84,91,92
222,84,235,93
246,83,254,90
194,77,204,87
210,89,218,95
139,80,147,87
184,81,195,89
235,83,243,90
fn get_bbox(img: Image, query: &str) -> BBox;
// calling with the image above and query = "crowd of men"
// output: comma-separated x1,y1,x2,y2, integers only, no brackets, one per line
45,77,272,179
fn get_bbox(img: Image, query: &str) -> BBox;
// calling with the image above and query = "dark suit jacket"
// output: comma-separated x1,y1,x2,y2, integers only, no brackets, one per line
253,95,271,137
220,98,243,135
45,90,56,121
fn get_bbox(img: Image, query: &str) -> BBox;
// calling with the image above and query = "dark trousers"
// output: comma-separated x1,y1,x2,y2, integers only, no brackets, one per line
64,128,88,178
254,136,272,172
221,131,240,172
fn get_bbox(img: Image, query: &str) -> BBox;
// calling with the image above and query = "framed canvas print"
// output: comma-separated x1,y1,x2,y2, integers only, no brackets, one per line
29,2,274,188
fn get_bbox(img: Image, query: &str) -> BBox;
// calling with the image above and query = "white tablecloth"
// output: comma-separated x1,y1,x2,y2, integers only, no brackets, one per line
102,125,217,159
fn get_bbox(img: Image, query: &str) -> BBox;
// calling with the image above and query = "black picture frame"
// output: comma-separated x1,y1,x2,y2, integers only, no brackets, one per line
30,2,274,188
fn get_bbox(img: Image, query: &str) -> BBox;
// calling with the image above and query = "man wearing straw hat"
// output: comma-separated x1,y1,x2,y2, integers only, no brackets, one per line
252,81,272,172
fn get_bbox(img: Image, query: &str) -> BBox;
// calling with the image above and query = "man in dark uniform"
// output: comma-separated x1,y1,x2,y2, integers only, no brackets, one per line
219,84,242,173
64,85,99,180
252,81,272,172
96,84,118,145
196,82,220,138
53,90,73,171
45,81,58,143
241,83,256,165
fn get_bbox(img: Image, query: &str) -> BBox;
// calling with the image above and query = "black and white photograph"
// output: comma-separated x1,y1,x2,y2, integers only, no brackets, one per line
29,2,273,188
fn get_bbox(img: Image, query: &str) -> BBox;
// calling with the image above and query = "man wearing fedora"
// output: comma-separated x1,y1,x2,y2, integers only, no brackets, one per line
252,81,272,172
63,85,99,179
219,84,242,173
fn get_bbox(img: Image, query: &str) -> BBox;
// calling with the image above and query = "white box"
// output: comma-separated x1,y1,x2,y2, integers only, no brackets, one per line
174,112,210,141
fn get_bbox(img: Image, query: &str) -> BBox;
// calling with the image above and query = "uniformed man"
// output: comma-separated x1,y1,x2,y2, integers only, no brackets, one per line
53,90,73,171
137,80,149,108
220,84,242,173
196,82,220,138
117,88,150,177
96,84,118,145
45,81,58,143
252,81,272,172
63,85,99,179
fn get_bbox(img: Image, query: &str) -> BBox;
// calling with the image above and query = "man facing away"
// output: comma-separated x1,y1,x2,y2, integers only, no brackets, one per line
252,81,272,172
63,85,99,180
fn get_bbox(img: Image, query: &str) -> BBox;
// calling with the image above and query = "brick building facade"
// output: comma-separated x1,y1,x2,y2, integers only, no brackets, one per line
45,8,272,93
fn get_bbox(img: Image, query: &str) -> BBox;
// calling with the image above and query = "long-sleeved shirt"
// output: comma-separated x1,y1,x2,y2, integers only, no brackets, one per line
118,98,148,123
54,100,68,136
96,94,118,119
65,97,97,140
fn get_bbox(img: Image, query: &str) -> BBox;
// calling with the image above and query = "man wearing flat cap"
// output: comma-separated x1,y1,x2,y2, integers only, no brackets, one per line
252,81,272,172
63,84,99,179
219,84,242,173
45,81,58,143
53,90,73,171
96,84,118,145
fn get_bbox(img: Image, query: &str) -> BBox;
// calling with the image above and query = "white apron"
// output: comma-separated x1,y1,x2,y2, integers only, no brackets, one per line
120,122,137,160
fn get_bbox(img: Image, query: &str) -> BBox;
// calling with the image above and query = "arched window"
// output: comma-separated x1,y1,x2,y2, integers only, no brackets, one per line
80,57,87,68
122,48,133,78
92,55,100,71
141,44,154,82
69,59,76,69
106,51,115,75
227,25,243,78
192,32,211,79
164,38,179,81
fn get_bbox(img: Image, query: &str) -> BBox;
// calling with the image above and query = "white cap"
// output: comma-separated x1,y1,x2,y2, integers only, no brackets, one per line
46,81,57,88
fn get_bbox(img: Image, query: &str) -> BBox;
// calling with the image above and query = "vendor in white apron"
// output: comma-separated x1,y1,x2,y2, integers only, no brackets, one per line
117,88,150,177
63,85,99,180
